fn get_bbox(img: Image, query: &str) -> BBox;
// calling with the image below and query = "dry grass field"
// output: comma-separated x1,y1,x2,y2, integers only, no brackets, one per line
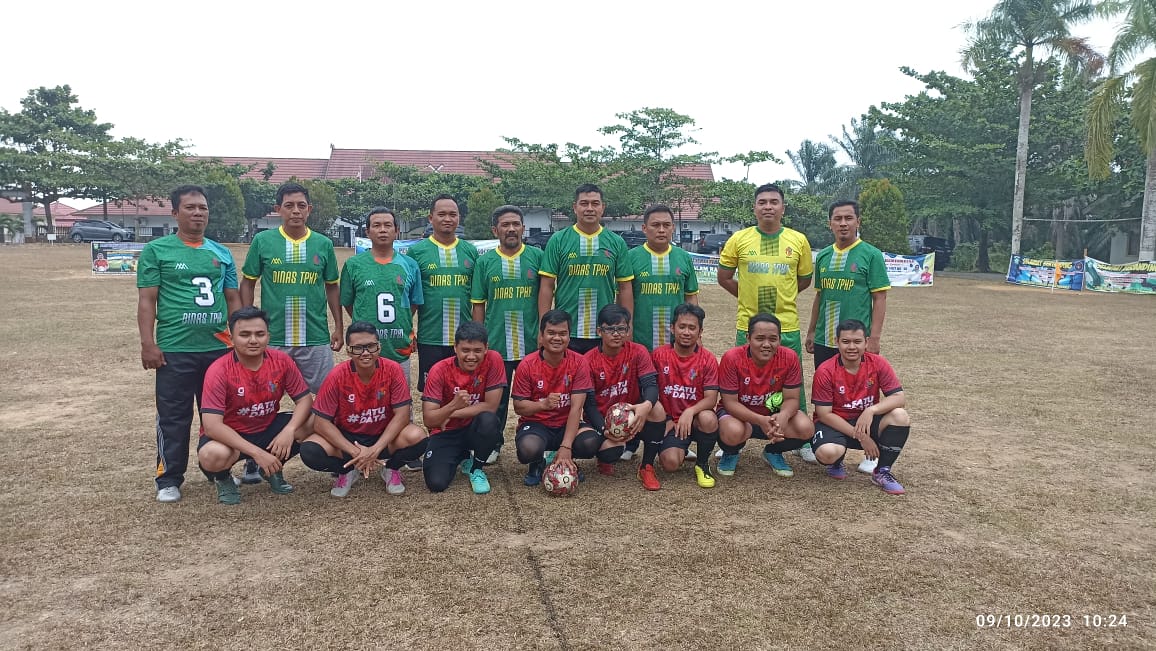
1,242,1154,650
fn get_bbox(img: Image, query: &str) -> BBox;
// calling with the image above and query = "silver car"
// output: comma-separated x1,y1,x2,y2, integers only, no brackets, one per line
69,219,135,242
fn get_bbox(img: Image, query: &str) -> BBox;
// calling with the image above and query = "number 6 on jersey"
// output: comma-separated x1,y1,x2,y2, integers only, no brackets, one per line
377,292,396,323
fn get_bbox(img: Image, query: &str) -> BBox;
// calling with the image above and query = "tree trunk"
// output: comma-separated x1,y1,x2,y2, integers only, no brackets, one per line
977,226,991,273
1011,47,1034,256
953,216,967,245
43,201,54,231
1141,145,1156,261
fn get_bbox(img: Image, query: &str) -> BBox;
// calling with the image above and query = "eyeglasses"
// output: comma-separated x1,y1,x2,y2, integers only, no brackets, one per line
599,325,629,335
348,343,381,355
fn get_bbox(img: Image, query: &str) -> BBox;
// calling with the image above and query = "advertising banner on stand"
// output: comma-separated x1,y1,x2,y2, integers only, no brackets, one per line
1006,255,1084,291
91,242,145,276
1084,257,1156,294
883,252,935,286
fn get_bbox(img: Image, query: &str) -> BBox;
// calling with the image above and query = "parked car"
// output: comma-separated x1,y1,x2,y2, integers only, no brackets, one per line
908,235,953,270
618,230,648,248
697,233,731,255
524,230,555,249
69,219,135,243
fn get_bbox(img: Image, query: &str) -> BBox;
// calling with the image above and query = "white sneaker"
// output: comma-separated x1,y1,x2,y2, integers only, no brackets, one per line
156,486,181,503
619,448,634,461
799,445,817,464
685,449,698,462
330,469,358,497
485,449,500,464
715,449,724,458
384,468,406,495
858,457,878,474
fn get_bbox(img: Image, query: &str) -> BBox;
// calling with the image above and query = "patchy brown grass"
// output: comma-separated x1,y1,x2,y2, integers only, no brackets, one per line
0,244,1153,650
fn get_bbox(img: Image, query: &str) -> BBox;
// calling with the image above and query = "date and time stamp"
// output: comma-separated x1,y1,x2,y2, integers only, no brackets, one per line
975,613,1130,629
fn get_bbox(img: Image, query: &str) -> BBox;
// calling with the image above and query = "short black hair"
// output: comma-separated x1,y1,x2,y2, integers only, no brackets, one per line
430,193,458,213
643,204,674,224
597,304,631,327
747,313,782,335
491,204,524,226
455,321,489,345
540,308,572,333
835,319,868,337
366,207,398,230
276,182,310,205
671,303,706,328
574,183,603,202
228,306,268,331
754,183,785,202
828,200,860,218
169,185,206,210
345,320,379,343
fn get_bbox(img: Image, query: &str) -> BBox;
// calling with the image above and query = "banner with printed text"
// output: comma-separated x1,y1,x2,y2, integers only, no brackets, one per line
91,242,145,276
1006,255,1084,291
883,252,935,286
354,237,499,256
1083,257,1156,294
688,252,720,285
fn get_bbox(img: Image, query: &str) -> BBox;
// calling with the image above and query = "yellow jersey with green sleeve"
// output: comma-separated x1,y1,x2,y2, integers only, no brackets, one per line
718,225,813,333
539,225,633,339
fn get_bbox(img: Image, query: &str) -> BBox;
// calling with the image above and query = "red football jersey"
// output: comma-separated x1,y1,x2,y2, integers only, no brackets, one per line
201,349,310,434
652,344,719,422
313,358,412,436
511,349,594,428
585,342,657,413
812,352,902,421
422,349,508,434
718,345,802,416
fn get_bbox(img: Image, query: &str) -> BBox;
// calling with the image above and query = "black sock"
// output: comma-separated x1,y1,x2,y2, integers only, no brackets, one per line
208,469,231,482
640,440,660,466
695,430,718,468
387,441,426,470
718,438,743,456
876,425,910,469
470,458,483,473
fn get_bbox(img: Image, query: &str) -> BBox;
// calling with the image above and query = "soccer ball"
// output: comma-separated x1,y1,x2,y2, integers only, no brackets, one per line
765,391,784,413
603,402,636,442
542,463,579,497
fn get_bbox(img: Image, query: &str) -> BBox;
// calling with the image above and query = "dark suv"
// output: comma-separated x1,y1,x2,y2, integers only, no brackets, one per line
69,219,135,242
618,230,647,248
697,233,731,255
908,235,953,270
524,230,554,249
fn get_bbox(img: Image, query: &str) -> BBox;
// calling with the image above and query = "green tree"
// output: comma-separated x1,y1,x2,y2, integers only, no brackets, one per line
830,116,897,199
858,179,911,254
0,85,113,227
963,0,1102,255
1087,0,1156,260
785,139,844,196
466,187,503,239
299,178,338,234
196,165,245,242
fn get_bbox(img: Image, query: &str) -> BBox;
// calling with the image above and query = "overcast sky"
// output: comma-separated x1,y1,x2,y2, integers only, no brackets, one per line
4,0,1123,188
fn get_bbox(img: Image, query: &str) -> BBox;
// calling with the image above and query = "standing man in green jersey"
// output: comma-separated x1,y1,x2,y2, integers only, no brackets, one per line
240,182,342,482
137,185,241,502
805,200,889,473
471,205,542,443
241,182,343,392
538,183,633,354
627,204,699,349
340,208,424,385
718,183,816,459
407,194,479,392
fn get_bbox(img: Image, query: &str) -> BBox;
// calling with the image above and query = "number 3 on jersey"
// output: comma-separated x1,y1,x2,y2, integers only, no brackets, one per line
377,292,396,323
192,276,215,307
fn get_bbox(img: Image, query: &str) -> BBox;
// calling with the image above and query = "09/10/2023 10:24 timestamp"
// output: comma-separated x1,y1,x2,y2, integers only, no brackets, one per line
975,614,1129,629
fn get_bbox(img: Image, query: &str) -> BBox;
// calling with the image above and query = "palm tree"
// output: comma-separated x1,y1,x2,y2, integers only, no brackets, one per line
830,117,898,198
785,140,844,196
963,0,1102,255
1086,0,1156,261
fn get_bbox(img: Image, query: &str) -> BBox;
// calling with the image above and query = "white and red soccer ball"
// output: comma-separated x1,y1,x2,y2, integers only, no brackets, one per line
542,463,579,497
603,402,636,442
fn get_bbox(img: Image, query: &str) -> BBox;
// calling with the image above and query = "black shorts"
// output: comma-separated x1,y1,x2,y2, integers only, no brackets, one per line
417,343,455,391
198,412,295,460
813,344,838,370
811,414,884,450
567,337,600,354
425,426,473,467
515,421,594,450
717,406,771,439
341,430,391,459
